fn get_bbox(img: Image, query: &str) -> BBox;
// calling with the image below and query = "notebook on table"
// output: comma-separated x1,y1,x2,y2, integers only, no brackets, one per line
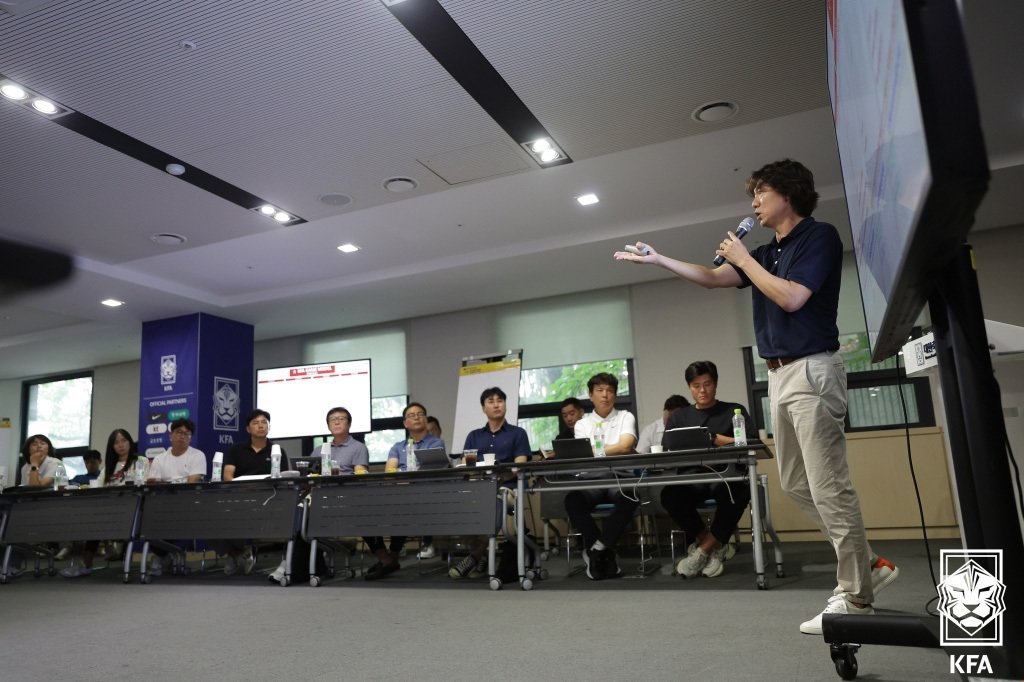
661,426,715,451
551,438,595,460
413,447,449,470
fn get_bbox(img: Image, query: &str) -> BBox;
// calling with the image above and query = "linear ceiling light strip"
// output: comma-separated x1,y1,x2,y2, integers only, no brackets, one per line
384,0,572,166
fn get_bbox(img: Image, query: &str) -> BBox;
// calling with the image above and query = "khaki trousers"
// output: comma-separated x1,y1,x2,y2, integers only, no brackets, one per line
769,352,873,604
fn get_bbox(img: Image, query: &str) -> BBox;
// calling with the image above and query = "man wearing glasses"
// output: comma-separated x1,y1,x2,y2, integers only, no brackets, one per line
312,407,368,474
364,402,444,581
147,418,206,484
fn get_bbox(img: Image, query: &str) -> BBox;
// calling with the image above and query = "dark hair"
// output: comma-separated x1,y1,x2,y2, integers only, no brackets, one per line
170,418,195,434
560,397,584,412
246,409,271,425
104,428,139,482
587,372,619,393
746,158,819,217
479,386,506,405
403,402,428,419
427,416,441,432
685,361,719,385
20,434,55,460
83,449,103,462
663,394,690,411
326,406,352,424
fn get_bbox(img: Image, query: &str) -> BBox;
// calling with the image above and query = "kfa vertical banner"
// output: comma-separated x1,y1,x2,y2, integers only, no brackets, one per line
139,313,254,473
139,314,200,458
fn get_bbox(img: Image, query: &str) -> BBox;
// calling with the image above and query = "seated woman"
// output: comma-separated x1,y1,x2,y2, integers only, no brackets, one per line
20,434,60,487
61,429,140,578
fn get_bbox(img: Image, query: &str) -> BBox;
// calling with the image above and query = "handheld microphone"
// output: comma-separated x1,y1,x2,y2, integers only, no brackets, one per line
713,217,755,266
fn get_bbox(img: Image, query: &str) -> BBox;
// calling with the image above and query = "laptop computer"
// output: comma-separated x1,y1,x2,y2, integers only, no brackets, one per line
413,447,449,470
289,455,322,475
551,438,595,460
661,426,714,451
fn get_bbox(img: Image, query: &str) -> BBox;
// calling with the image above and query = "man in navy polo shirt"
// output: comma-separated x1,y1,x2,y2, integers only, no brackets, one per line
614,159,898,634
449,387,530,579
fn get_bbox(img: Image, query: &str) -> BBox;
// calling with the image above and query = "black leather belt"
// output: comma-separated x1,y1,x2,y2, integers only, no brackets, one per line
765,356,802,370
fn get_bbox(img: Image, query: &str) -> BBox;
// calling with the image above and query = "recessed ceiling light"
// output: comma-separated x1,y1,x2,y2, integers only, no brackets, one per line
530,138,552,153
691,101,739,123
31,98,58,115
273,211,291,223
576,193,599,206
258,204,276,216
1,83,28,100
165,163,186,176
101,299,125,307
337,243,361,253
383,177,418,193
150,232,187,246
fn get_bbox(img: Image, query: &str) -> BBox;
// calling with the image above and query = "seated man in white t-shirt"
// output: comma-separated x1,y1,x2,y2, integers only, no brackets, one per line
563,372,638,580
146,418,207,484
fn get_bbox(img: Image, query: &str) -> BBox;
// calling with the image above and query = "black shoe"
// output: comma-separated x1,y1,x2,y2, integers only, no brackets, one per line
603,549,623,579
585,547,609,580
365,561,400,581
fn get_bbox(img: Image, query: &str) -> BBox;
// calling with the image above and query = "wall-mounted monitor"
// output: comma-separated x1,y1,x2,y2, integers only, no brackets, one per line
255,359,371,438
826,0,988,361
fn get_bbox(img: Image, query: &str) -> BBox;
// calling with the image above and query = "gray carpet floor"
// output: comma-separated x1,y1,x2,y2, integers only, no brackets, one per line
0,539,955,681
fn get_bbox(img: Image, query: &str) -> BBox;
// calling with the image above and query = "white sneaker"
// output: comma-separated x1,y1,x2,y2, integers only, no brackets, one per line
268,561,287,585
147,554,162,577
223,554,238,576
721,542,737,561
417,545,436,560
701,547,725,578
55,546,72,561
800,595,874,635
833,556,901,597
240,547,257,575
676,545,710,578
60,564,92,578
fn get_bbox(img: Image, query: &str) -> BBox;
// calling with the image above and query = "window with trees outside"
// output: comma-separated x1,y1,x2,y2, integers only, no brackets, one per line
516,358,635,451
21,372,94,453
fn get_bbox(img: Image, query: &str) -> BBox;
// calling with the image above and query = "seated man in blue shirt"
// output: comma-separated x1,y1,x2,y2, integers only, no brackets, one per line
69,449,102,486
364,402,444,581
449,387,531,579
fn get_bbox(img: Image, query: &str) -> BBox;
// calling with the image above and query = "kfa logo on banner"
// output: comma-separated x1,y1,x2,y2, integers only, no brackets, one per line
937,549,1005,675
160,354,177,389
213,377,240,431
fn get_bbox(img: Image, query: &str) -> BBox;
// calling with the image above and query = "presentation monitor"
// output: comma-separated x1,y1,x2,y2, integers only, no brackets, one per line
826,0,989,361
255,359,372,439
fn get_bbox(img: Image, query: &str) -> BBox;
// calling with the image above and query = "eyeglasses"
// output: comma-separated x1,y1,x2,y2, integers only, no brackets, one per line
328,416,349,424
171,430,192,438
404,412,426,420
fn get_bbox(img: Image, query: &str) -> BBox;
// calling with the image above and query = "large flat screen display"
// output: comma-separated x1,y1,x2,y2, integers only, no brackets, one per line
826,0,988,361
256,359,371,438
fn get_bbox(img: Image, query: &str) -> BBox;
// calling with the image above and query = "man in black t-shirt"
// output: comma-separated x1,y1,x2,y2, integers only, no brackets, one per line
660,361,751,579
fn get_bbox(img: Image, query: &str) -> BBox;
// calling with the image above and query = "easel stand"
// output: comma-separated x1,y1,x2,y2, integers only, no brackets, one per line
823,245,1024,679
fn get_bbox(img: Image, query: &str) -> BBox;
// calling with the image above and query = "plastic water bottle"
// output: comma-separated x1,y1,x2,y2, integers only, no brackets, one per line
54,462,68,490
270,444,282,478
134,459,147,485
320,442,331,477
593,421,606,457
405,438,418,472
211,451,223,482
732,409,747,446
